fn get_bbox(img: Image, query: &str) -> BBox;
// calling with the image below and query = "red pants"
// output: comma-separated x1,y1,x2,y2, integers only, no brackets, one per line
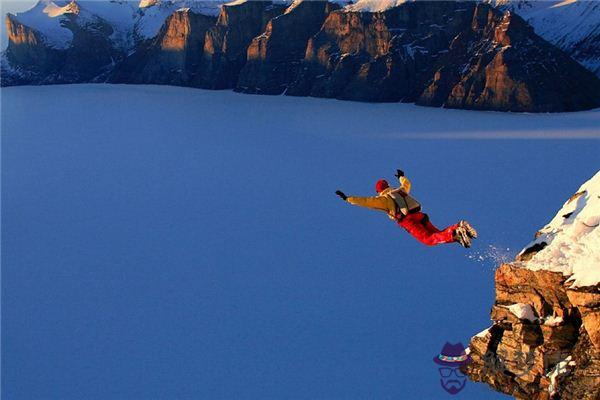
397,212,458,246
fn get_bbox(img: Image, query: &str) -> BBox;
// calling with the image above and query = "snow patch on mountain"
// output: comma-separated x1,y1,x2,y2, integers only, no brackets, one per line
134,1,223,39
134,1,177,39
10,0,74,49
43,1,76,17
519,170,600,288
491,0,600,75
344,0,411,13
139,0,160,8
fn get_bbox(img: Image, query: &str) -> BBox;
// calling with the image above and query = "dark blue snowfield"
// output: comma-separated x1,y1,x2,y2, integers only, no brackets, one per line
3,84,599,399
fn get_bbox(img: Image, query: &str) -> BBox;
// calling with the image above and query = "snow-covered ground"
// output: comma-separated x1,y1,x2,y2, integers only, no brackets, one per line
3,84,599,400
519,170,600,287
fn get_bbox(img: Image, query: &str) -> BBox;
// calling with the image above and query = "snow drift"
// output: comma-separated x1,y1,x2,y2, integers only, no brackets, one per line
518,170,600,288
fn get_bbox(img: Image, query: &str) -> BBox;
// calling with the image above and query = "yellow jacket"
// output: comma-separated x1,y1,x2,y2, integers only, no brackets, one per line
347,176,413,216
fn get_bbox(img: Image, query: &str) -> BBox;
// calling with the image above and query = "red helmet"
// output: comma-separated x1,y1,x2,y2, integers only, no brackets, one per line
375,179,389,193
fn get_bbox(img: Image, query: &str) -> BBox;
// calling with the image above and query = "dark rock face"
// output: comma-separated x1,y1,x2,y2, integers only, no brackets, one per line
287,2,600,111
194,0,286,89
110,10,216,86
4,6,120,85
236,0,339,94
435,6,600,112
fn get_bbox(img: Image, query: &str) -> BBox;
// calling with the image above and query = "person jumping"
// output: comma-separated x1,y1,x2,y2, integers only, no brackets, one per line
335,170,477,248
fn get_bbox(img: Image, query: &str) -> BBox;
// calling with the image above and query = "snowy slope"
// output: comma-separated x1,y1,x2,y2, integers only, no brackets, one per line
11,0,74,49
518,170,600,287
491,0,600,75
78,1,138,50
6,0,225,51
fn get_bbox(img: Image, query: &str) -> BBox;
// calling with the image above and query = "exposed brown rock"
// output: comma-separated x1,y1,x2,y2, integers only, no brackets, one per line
465,264,600,398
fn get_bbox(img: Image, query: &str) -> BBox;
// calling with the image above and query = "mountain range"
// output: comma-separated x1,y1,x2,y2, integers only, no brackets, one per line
2,0,600,112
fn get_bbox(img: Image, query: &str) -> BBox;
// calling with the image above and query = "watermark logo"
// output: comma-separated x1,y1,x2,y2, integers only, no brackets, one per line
433,342,471,395
433,343,572,396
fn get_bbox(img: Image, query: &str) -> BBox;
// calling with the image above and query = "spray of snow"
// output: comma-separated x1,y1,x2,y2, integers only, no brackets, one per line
519,170,600,288
467,244,514,269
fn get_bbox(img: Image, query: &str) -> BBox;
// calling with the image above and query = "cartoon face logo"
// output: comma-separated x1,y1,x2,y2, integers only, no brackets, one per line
433,342,472,395
438,366,467,394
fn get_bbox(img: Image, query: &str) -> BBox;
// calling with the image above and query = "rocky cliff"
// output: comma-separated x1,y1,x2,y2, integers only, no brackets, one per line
193,0,286,89
110,9,216,86
465,171,600,399
236,0,340,94
3,0,600,112
287,2,600,111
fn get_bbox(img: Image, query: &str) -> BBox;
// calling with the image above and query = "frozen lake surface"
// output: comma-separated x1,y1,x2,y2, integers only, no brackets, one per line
2,84,599,399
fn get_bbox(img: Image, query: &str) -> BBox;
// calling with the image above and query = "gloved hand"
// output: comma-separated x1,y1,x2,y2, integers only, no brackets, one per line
335,190,348,201
395,169,405,178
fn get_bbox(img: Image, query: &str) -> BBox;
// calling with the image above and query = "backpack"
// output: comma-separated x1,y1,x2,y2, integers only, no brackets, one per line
384,189,421,218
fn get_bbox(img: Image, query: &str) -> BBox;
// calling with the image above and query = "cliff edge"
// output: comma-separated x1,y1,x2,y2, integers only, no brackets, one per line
465,170,600,399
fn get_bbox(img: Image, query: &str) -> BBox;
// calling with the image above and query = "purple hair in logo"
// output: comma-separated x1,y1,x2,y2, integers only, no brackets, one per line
433,342,472,395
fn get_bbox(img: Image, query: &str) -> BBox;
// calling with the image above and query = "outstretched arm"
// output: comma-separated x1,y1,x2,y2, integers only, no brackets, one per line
346,195,396,213
336,190,395,212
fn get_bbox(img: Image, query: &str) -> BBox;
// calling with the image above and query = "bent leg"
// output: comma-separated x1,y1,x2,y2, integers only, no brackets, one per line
420,213,441,234
399,213,458,246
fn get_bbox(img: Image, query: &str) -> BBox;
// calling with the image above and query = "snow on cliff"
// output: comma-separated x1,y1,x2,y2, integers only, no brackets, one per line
7,0,225,50
134,1,224,39
519,170,600,287
11,1,74,49
491,0,600,75
344,0,411,13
